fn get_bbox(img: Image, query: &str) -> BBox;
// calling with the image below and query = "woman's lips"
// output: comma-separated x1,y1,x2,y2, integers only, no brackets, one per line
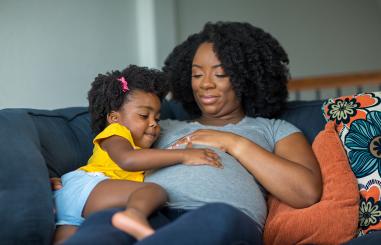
199,96,218,105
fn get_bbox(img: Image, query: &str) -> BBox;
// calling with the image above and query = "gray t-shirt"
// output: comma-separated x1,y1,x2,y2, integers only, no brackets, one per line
145,116,300,230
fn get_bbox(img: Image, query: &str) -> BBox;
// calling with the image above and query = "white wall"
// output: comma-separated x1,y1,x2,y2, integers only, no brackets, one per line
1,0,381,109
174,0,381,78
154,0,177,69
0,0,138,109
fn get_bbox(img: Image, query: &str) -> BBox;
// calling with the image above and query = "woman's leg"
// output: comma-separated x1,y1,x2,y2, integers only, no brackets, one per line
137,203,263,245
63,203,261,245
63,208,172,245
83,180,167,240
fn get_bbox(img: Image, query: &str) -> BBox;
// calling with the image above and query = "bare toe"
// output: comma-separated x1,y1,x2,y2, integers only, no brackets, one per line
112,209,154,240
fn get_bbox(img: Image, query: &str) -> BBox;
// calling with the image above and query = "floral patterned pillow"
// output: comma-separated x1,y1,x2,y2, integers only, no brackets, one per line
322,91,381,236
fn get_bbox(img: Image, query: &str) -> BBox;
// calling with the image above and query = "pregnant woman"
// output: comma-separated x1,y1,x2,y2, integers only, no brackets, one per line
61,21,322,245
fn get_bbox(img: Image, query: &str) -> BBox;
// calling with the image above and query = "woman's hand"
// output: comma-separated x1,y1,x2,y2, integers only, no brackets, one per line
172,129,238,153
50,177,63,190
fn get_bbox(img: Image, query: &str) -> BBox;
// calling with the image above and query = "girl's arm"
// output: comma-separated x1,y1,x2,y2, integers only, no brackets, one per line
174,129,322,208
100,135,222,171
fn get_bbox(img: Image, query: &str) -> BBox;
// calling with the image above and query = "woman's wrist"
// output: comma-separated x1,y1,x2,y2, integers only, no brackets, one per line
228,134,251,157
178,149,187,162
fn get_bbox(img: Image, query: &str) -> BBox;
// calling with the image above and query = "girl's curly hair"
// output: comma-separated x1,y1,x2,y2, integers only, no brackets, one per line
88,65,168,134
163,21,290,118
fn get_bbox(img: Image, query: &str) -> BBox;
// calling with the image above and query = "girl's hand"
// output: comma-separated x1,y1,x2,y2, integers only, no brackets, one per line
173,129,238,153
50,177,63,190
181,147,223,169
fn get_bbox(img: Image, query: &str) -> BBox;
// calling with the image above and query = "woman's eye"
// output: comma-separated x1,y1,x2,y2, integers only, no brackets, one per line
216,74,228,78
192,74,202,78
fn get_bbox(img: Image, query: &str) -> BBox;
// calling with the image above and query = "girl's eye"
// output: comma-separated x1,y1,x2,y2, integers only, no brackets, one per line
139,114,149,119
155,118,160,123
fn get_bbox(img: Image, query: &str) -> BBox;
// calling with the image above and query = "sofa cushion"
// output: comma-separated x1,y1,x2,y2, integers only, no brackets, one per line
263,121,359,245
27,107,93,177
281,100,326,144
323,91,381,236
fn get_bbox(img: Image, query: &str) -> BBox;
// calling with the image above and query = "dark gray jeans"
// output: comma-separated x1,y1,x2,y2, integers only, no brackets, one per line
63,203,262,245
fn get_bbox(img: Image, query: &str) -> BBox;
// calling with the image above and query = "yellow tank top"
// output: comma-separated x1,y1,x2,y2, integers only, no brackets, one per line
79,123,144,182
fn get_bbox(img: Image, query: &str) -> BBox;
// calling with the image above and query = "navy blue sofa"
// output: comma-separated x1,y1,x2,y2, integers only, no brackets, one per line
0,100,378,244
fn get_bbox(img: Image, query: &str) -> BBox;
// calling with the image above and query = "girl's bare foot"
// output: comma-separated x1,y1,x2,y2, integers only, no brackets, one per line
111,208,154,240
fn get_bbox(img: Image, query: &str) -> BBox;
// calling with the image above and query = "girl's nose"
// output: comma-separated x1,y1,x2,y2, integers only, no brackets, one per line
149,121,158,128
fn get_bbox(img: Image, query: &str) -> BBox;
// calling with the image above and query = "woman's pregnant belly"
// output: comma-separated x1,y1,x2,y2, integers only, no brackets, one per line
145,145,267,228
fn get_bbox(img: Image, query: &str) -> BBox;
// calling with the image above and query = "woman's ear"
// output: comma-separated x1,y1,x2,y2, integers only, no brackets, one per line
107,111,119,124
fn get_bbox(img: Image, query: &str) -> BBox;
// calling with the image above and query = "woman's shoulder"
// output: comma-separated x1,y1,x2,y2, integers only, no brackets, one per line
243,116,300,133
242,116,301,143
242,116,287,126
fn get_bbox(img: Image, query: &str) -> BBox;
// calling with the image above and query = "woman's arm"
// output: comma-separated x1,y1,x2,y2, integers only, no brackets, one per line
232,132,322,208
175,129,322,208
101,135,222,171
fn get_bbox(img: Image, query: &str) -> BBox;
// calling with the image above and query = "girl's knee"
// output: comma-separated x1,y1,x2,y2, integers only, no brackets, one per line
145,182,164,191
144,183,168,199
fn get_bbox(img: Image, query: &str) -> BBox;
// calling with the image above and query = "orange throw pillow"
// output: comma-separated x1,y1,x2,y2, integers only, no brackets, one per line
263,121,359,245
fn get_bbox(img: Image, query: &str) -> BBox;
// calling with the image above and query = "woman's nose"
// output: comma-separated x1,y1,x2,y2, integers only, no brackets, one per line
200,74,215,89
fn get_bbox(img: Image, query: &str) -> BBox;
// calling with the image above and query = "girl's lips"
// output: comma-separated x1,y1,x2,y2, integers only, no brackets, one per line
144,133,157,138
144,132,157,141
199,96,218,105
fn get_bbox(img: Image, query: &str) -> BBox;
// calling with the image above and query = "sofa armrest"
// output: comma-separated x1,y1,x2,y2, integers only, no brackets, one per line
0,109,55,244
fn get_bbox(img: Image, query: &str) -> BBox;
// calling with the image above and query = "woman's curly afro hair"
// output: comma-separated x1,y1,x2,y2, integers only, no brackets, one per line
88,65,168,134
163,21,290,118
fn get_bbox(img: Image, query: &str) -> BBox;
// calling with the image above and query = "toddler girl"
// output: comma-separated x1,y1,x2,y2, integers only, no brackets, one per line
53,65,221,244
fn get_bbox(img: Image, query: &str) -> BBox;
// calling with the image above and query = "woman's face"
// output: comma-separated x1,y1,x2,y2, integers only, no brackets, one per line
191,42,243,120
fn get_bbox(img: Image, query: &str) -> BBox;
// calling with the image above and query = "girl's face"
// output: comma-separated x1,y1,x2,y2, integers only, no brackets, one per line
191,42,244,121
108,90,161,148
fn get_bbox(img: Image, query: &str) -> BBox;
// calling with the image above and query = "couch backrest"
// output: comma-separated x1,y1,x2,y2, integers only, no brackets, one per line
280,100,326,143
0,99,326,178
0,107,93,177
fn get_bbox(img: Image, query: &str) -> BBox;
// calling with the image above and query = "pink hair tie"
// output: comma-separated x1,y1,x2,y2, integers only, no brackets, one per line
117,76,129,92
